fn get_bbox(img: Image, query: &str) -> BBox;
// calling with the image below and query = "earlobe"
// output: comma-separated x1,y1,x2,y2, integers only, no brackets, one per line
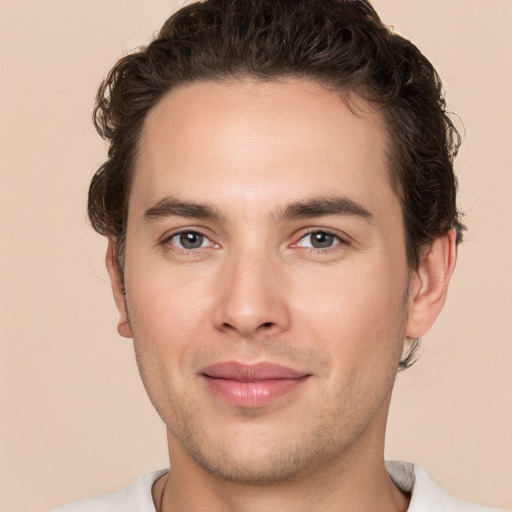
105,239,133,339
405,229,458,339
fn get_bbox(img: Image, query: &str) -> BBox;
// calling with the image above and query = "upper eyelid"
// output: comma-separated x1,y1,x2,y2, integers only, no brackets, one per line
300,228,342,236
163,230,219,252
295,227,349,243
162,227,214,242
159,227,350,248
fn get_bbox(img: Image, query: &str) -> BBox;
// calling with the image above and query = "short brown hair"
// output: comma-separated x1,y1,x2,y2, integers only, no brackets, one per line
89,0,464,271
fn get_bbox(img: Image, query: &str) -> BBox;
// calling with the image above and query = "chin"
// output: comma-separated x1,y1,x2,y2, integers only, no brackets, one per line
192,449,313,485
176,421,338,485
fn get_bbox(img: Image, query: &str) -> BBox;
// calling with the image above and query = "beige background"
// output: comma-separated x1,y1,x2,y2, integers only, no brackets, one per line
1,1,511,510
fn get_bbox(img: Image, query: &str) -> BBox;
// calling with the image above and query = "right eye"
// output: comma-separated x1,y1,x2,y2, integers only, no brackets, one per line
167,231,215,250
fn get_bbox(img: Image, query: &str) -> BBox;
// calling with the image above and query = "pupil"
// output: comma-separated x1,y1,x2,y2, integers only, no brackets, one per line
312,232,333,248
180,232,203,249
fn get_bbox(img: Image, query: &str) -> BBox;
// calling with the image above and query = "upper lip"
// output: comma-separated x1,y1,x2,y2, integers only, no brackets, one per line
200,361,309,381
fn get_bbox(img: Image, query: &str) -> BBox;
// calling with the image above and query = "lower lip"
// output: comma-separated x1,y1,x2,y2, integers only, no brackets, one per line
202,376,308,408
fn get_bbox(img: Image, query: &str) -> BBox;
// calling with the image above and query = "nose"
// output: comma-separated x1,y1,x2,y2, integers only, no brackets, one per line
213,251,291,338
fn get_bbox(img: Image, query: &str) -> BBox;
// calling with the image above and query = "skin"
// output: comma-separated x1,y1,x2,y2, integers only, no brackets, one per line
106,78,457,512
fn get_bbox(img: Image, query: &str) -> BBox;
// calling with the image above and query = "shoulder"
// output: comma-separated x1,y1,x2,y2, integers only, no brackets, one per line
386,461,509,512
48,470,168,512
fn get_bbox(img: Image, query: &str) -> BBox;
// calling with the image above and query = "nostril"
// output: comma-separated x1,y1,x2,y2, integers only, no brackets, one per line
261,322,274,329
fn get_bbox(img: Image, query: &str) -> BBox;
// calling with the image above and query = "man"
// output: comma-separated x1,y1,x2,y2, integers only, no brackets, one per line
50,0,507,511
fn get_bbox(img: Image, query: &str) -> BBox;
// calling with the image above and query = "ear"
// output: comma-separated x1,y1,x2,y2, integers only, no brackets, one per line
405,229,458,339
105,239,133,339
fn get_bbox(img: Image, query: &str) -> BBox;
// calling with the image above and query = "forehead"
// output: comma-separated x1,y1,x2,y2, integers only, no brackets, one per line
131,78,395,219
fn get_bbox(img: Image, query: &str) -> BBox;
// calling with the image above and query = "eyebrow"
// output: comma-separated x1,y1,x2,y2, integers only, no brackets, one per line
275,196,373,223
142,196,224,223
142,195,373,225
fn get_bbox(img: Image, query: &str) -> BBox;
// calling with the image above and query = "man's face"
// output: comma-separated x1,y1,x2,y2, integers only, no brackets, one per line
117,79,416,483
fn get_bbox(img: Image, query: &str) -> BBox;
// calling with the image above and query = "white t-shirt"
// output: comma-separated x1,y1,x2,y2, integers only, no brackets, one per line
48,462,508,511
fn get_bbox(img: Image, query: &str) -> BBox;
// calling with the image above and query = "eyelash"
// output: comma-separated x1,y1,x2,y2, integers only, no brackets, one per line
162,229,217,254
162,228,348,254
294,229,348,252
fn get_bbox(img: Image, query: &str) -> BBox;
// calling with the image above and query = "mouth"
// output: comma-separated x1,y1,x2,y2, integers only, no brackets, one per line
199,361,311,408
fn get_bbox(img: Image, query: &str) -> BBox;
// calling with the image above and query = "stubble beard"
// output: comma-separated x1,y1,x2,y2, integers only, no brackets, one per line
136,349,399,488
167,403,355,486
128,290,410,486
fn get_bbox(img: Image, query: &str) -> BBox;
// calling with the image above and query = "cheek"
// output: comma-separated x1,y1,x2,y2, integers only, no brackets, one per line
125,270,215,417
292,261,408,378
295,261,407,331
129,262,213,320
125,265,218,371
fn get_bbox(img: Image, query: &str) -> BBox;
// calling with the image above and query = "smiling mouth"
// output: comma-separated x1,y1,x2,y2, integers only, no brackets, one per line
199,361,311,408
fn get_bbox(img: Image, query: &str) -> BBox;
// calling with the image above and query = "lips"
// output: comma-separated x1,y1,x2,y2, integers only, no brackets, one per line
199,361,310,408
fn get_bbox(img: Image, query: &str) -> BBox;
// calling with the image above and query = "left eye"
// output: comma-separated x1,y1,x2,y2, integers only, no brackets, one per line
296,231,342,249
168,231,213,250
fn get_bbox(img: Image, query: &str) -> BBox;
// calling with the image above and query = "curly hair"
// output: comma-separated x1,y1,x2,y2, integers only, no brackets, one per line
89,1,465,357
89,0,464,274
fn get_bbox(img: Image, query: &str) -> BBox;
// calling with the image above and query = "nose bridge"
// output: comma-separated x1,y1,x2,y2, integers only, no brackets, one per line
213,242,290,337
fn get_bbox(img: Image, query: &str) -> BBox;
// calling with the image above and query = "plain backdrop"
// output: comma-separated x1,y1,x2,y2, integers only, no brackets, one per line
1,1,511,511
